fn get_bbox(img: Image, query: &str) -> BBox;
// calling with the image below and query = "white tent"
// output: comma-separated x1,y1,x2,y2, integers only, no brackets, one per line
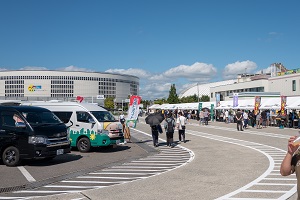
286,97,300,109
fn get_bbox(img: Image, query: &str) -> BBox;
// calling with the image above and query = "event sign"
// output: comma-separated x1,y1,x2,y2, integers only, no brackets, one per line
216,93,220,108
281,96,287,116
254,96,261,115
198,102,202,112
233,93,238,107
210,104,214,122
126,95,141,128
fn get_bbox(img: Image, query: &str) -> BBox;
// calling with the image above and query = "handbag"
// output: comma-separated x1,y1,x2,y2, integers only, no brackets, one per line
181,125,186,130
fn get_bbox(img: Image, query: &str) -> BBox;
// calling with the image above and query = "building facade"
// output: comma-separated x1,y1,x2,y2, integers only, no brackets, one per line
0,70,139,104
211,72,300,102
180,64,300,102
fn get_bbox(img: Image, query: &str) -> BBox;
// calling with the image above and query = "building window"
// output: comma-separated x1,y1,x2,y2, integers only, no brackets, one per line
292,80,296,91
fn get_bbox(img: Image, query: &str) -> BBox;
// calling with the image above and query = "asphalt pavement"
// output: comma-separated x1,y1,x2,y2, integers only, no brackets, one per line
16,119,300,199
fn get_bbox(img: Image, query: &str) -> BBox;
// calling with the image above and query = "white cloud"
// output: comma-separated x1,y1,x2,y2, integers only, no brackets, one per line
20,66,48,70
223,60,258,80
163,62,217,80
59,65,94,72
105,62,218,100
105,68,150,78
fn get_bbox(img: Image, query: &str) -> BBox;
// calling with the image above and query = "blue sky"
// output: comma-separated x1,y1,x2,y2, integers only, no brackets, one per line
0,0,299,100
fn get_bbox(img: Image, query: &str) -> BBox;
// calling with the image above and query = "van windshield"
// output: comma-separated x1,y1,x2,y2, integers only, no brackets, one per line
22,111,62,125
91,111,117,122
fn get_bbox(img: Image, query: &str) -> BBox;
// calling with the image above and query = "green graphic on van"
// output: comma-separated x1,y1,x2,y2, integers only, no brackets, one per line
69,128,96,140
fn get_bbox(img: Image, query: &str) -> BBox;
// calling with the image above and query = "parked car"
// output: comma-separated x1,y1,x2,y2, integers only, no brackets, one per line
0,105,71,166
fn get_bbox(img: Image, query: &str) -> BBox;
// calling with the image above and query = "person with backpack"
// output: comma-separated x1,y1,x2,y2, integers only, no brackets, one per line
177,111,187,143
164,112,176,147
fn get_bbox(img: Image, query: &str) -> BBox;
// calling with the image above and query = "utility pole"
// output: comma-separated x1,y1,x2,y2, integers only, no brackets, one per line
197,82,200,102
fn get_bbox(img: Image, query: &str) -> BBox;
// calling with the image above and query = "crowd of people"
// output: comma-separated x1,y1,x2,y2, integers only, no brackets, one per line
148,110,187,148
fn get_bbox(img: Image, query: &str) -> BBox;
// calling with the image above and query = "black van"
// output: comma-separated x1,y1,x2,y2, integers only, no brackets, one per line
0,105,71,166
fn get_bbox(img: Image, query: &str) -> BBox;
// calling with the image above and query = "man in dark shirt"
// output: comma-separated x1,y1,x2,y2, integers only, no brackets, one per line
235,109,243,131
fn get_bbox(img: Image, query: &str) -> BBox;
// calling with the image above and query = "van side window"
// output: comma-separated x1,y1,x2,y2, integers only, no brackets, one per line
76,111,93,123
53,112,72,123
1,112,21,127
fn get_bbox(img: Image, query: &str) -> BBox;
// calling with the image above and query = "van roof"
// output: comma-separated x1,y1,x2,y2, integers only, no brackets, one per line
21,101,107,112
0,105,51,112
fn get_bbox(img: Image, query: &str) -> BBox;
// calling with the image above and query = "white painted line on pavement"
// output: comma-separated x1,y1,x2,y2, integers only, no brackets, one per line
14,190,82,193
17,166,36,182
44,185,104,189
90,172,156,175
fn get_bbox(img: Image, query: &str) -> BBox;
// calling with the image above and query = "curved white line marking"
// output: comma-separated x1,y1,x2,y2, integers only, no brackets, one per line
186,130,296,200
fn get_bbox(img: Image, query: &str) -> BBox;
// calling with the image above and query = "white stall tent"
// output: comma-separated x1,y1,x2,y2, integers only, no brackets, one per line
286,97,300,109
148,96,300,111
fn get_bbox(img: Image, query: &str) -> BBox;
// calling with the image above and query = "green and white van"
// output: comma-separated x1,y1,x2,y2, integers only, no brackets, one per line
21,101,124,152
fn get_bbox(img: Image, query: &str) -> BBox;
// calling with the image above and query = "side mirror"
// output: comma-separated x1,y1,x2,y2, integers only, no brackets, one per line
88,118,96,124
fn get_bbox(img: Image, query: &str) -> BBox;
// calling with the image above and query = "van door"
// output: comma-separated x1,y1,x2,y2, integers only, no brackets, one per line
0,111,30,157
74,111,95,133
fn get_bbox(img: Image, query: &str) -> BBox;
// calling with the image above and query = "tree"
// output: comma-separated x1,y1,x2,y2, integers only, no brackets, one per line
153,98,166,105
180,94,198,103
200,95,210,102
167,84,179,104
104,97,115,109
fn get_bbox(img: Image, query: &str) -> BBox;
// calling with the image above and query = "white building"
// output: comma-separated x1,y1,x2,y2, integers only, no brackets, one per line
0,70,139,104
180,64,300,102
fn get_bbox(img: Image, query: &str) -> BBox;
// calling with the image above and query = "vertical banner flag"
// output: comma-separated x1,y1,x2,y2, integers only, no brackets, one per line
216,93,220,108
254,96,261,115
198,102,202,112
210,104,214,122
126,95,141,128
198,102,202,120
233,93,238,107
281,96,287,116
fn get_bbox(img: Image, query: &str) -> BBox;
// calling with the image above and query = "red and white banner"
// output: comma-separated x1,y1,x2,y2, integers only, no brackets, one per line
126,95,141,128
281,96,287,116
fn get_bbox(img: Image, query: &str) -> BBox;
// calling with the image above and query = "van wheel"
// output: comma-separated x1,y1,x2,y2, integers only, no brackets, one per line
77,138,91,152
2,146,20,167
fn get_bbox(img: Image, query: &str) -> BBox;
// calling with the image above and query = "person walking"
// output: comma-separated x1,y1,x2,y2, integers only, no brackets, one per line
280,134,300,199
203,109,209,125
150,124,162,147
225,110,229,123
164,113,175,147
249,110,255,128
119,112,126,133
243,110,249,129
199,110,204,125
235,109,243,131
256,111,262,129
177,111,187,143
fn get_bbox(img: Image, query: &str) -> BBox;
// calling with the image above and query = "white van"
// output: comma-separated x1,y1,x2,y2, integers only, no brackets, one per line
21,101,124,152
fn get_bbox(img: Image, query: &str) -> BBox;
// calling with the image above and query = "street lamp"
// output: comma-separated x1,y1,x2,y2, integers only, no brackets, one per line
122,100,124,112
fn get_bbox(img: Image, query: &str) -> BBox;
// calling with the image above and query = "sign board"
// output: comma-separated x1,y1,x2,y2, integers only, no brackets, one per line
125,99,130,103
97,95,105,100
